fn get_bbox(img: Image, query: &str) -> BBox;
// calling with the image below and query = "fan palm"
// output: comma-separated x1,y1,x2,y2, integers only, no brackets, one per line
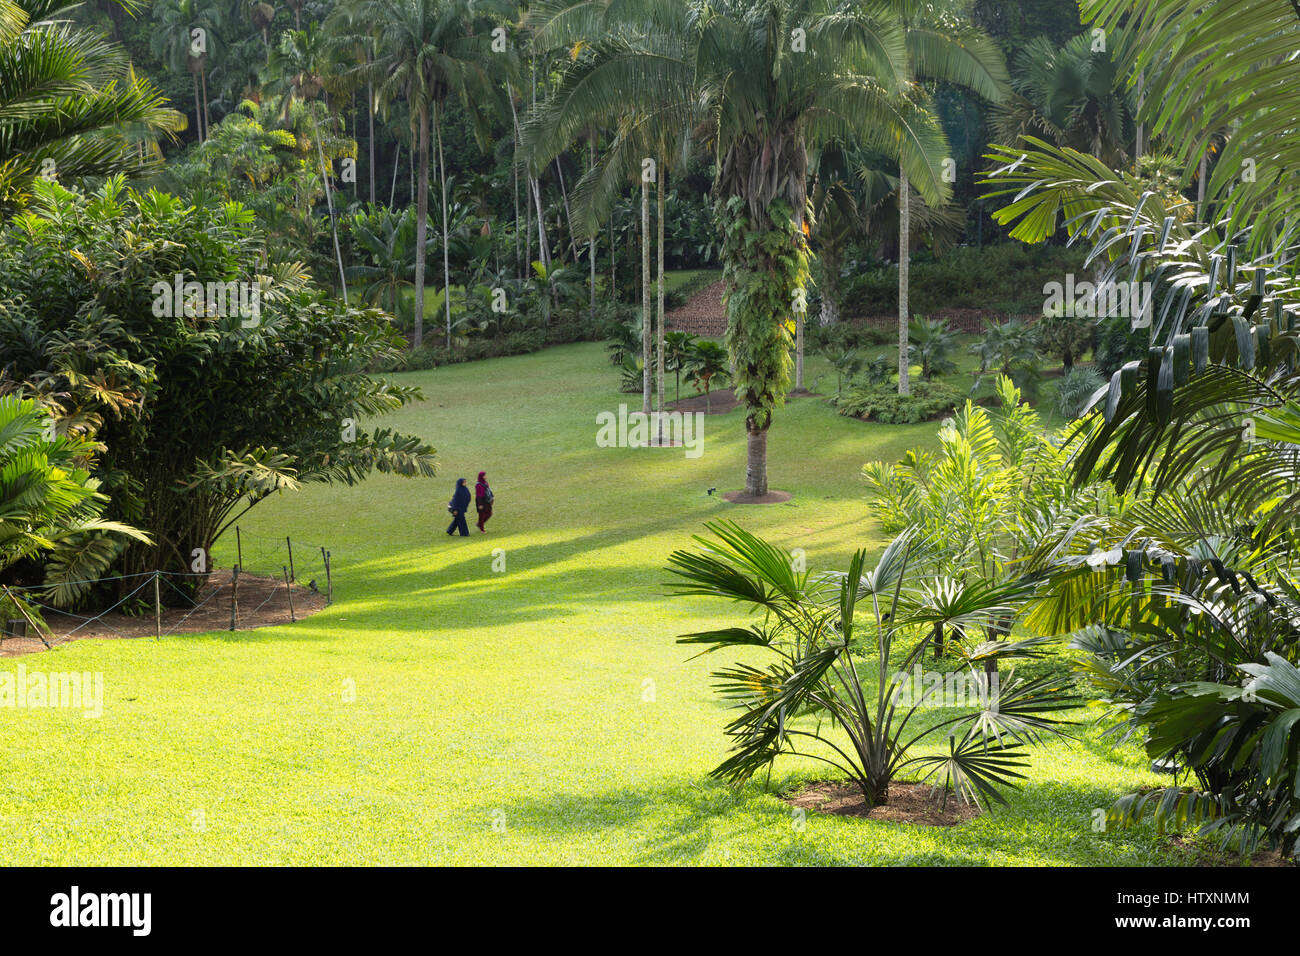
993,32,1135,169
526,0,953,497
667,522,1076,807
0,0,181,207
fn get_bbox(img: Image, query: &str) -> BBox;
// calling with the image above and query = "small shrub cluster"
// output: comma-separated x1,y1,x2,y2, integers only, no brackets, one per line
835,380,964,423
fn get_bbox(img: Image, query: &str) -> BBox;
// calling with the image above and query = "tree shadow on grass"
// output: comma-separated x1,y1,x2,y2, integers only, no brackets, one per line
497,775,1177,867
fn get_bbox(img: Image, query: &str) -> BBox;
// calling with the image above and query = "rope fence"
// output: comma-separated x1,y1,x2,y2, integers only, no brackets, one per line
0,527,333,655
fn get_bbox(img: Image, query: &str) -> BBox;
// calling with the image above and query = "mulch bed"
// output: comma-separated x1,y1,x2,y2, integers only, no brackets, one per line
665,279,727,336
667,388,740,415
786,780,981,826
722,489,793,504
0,568,327,658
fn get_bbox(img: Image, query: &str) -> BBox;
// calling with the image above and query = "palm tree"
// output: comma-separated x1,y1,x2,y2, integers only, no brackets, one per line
979,0,1300,854
0,0,182,207
686,340,729,414
992,32,1135,170
267,25,352,303
895,0,1009,395
154,0,226,142
325,0,381,205
345,205,419,319
527,0,951,497
362,0,510,349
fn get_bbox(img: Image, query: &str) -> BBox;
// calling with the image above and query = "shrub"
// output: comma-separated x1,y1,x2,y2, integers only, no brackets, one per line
807,319,891,353
839,242,1087,316
907,315,958,380
836,381,963,423
0,179,436,582
1054,367,1106,420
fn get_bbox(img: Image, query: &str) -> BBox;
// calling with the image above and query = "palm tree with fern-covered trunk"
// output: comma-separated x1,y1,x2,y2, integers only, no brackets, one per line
526,0,951,497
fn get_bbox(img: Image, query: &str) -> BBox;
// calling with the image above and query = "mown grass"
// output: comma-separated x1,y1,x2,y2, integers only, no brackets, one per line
0,341,1176,865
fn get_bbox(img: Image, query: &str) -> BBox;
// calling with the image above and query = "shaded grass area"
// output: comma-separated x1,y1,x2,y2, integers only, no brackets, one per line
0,342,1171,864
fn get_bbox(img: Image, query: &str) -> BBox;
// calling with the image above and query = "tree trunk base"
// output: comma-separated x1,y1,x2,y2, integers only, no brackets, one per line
721,489,792,504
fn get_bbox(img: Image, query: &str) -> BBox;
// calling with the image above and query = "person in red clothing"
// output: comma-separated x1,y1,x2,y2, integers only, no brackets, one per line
474,471,493,532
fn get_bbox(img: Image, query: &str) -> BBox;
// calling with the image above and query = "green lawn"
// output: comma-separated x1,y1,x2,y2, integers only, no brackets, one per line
0,342,1174,865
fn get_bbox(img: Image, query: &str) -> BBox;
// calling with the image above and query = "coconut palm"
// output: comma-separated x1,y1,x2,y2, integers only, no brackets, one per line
0,0,181,206
360,0,512,349
526,0,952,496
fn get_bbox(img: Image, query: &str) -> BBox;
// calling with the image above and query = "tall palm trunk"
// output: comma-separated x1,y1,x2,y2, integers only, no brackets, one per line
555,159,580,262
435,102,452,350
192,73,204,141
367,74,376,205
745,428,768,496
656,166,666,443
412,108,430,349
588,137,596,322
898,170,910,396
641,174,651,415
313,113,349,305
389,141,400,207
200,67,210,144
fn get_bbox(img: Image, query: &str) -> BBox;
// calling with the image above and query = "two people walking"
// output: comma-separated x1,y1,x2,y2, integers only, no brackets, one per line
446,471,493,536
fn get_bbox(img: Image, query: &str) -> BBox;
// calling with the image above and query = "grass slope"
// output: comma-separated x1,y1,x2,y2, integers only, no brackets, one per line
0,342,1172,865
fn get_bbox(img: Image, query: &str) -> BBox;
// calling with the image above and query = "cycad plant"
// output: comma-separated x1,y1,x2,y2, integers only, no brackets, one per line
667,522,1077,807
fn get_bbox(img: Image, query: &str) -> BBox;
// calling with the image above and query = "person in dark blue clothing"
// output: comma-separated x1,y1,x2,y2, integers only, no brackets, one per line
446,478,471,536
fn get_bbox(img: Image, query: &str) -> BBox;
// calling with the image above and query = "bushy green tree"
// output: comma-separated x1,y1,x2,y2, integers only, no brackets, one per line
0,178,437,584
